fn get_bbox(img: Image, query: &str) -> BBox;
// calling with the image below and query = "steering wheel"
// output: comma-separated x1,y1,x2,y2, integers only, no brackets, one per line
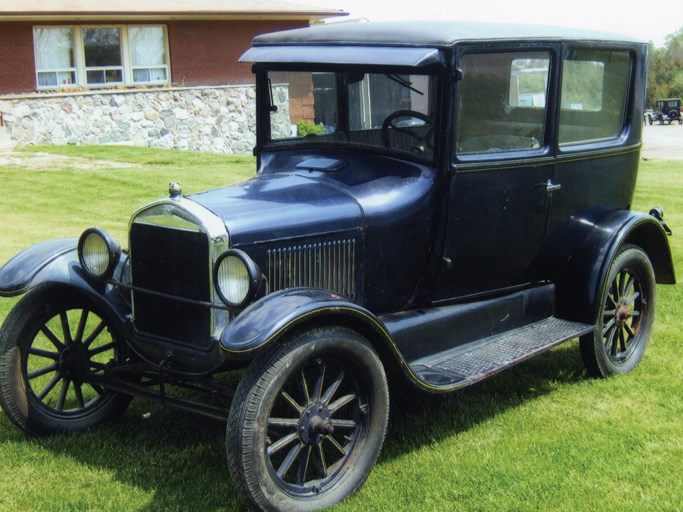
381,110,434,155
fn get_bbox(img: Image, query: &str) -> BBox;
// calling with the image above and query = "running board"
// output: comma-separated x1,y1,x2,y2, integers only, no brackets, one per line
409,317,594,391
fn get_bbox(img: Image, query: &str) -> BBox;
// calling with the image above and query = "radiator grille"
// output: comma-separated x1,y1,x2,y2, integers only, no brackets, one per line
130,222,211,346
268,240,356,299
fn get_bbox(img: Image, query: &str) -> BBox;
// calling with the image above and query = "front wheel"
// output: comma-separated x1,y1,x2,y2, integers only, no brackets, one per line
0,285,132,436
226,327,389,511
580,246,656,377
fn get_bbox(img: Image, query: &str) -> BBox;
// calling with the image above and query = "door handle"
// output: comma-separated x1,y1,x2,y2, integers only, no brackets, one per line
545,179,561,192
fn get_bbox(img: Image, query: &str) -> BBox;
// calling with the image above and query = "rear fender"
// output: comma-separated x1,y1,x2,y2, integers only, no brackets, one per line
554,210,674,323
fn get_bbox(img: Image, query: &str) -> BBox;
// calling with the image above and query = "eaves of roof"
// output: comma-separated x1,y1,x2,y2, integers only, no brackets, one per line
0,0,347,22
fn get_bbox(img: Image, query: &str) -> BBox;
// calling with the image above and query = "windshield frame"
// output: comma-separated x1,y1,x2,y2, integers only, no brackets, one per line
253,63,445,165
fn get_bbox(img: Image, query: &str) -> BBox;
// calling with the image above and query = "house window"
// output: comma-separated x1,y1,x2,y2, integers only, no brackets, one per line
32,25,171,89
33,28,77,87
129,27,169,83
84,28,124,85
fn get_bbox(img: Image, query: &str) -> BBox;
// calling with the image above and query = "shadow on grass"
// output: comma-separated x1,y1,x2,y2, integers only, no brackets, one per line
0,341,588,511
382,340,588,461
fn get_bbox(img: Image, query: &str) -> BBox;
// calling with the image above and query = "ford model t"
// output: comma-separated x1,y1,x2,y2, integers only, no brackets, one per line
653,97,682,124
0,21,675,511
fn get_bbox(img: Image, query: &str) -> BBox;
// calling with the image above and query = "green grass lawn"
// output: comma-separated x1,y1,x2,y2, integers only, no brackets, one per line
0,146,681,512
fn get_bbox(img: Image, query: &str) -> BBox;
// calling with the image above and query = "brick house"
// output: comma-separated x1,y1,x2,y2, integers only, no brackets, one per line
0,0,346,152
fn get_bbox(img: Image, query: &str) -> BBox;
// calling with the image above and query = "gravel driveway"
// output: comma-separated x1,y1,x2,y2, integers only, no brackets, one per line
641,122,683,160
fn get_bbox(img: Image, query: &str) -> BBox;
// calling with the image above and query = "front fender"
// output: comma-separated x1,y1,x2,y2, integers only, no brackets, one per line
0,238,130,323
0,239,79,297
554,210,675,323
219,288,393,360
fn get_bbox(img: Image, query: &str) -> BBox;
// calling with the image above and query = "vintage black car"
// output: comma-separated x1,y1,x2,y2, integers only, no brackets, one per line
653,98,682,124
0,21,675,512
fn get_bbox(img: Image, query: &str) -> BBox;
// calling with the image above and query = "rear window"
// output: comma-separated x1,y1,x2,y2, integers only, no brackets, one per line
559,50,632,146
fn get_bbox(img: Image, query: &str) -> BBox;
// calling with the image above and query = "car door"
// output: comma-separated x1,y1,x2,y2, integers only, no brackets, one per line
432,47,558,301
546,47,638,239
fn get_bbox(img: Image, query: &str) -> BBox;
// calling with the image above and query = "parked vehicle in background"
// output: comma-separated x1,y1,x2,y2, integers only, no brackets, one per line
644,108,654,125
0,21,675,512
653,98,682,124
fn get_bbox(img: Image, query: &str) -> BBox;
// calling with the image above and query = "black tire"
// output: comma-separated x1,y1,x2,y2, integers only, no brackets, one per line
580,246,655,377
0,285,132,436
226,327,389,512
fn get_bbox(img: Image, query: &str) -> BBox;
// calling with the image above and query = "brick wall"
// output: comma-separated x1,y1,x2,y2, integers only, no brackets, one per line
287,72,316,124
0,19,308,95
167,20,307,87
0,23,37,95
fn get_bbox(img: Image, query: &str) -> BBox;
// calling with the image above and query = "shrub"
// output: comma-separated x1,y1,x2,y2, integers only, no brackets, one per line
296,120,325,136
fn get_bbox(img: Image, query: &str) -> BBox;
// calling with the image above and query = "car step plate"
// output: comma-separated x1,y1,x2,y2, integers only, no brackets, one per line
410,317,594,390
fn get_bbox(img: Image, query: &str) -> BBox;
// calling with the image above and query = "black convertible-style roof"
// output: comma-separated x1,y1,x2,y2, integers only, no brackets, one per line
251,20,643,48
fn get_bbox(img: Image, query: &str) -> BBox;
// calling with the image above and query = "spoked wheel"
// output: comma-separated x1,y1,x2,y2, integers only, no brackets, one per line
580,245,656,377
0,285,131,435
227,328,389,511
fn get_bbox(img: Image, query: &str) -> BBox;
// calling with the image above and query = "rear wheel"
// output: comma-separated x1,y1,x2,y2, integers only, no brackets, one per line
580,246,655,377
0,286,131,435
226,327,389,511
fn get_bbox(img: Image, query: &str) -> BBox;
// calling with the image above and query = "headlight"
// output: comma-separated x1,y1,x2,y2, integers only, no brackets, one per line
78,228,121,281
214,249,262,309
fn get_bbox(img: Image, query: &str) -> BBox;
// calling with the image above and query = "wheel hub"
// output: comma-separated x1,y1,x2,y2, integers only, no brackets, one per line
615,302,634,327
299,404,334,445
58,344,90,380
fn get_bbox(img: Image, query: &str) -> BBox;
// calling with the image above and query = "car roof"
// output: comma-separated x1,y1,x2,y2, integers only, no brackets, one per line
251,20,644,48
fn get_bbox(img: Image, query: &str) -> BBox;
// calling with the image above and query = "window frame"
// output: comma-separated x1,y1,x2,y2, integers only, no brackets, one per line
82,25,125,87
557,46,634,150
453,44,557,164
261,65,442,164
33,24,171,90
33,26,78,88
128,25,171,85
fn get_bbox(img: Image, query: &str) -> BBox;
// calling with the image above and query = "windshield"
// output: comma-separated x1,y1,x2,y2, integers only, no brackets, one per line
266,70,439,160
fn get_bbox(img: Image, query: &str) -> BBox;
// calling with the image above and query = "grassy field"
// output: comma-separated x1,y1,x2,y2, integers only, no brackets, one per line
0,146,681,512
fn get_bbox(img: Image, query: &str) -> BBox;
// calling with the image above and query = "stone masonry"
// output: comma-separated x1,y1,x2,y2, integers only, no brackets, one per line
0,85,260,154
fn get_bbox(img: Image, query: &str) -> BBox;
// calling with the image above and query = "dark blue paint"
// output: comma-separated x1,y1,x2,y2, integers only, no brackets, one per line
552,210,674,323
219,288,391,358
191,149,438,312
0,239,78,296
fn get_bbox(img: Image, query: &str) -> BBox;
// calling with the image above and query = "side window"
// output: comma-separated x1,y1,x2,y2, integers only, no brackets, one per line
559,50,631,146
456,52,550,155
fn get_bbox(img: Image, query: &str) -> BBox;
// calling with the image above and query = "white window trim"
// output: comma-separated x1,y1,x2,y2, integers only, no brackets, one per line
34,24,171,90
80,25,125,87
33,25,78,88
127,25,171,85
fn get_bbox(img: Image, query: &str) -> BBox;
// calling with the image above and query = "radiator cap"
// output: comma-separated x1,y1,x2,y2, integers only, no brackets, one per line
169,182,182,199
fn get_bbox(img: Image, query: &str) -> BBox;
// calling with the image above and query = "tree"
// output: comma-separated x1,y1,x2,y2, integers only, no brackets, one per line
647,27,683,106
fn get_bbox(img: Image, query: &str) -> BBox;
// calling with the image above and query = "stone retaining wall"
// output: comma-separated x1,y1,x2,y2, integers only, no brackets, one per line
0,85,259,154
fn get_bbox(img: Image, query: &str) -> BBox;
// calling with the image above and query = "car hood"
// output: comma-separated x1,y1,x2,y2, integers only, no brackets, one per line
188,173,363,246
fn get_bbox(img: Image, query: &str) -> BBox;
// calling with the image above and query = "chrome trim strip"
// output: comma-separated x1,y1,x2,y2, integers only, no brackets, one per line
130,197,229,245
